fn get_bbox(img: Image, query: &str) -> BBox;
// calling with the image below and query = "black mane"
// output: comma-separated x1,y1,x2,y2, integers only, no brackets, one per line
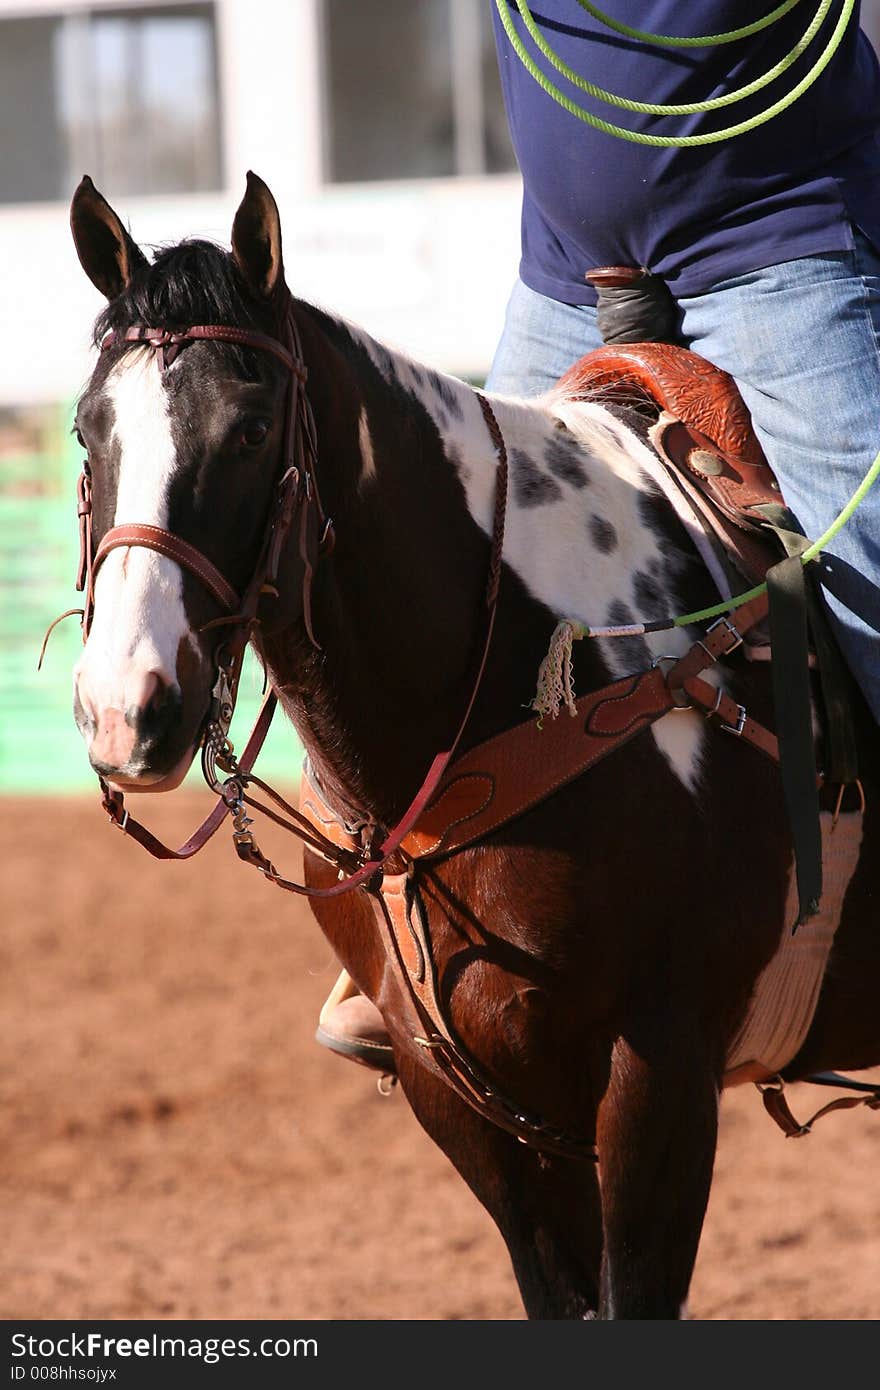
93,239,263,344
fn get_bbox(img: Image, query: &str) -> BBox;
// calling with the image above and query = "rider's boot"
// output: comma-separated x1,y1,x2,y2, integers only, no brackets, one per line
315,969,396,1075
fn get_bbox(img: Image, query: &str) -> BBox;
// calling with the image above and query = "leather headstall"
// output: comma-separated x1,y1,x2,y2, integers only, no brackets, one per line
68,301,334,860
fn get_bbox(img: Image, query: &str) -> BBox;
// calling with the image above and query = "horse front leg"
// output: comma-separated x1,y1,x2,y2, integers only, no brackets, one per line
396,1053,604,1319
596,1030,719,1319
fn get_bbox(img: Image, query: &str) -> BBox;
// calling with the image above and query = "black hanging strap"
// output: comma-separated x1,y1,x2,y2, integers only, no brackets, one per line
766,554,823,927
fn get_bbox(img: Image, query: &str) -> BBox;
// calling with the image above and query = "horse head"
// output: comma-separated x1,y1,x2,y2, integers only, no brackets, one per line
69,173,298,791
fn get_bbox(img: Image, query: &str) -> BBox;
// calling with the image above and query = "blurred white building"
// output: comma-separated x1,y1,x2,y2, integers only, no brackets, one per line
2,0,878,790
0,0,523,413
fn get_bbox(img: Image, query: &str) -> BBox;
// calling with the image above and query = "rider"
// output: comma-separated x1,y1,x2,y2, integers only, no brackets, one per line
318,1,880,1070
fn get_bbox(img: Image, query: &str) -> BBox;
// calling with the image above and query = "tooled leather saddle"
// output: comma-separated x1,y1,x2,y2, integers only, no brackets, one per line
555,341,788,590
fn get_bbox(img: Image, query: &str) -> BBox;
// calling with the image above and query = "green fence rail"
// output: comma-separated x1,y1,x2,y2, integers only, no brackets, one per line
0,407,301,794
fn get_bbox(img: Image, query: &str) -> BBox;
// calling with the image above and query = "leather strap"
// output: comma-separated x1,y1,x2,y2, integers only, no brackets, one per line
94,524,240,614
759,1075,880,1138
682,674,780,763
767,555,822,923
665,592,770,684
300,640,782,870
102,323,304,376
400,665,676,859
371,873,597,1160
75,469,93,595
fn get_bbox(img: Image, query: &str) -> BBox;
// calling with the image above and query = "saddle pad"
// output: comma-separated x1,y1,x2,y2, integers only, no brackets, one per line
724,808,863,1083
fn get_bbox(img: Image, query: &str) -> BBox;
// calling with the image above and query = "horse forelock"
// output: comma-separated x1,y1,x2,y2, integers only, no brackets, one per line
95,241,239,335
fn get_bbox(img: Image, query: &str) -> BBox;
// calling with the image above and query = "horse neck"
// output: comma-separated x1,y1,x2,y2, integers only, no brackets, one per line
260,303,709,825
261,302,504,824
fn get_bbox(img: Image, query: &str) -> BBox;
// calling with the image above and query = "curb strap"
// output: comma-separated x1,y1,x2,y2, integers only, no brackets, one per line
758,1073,880,1138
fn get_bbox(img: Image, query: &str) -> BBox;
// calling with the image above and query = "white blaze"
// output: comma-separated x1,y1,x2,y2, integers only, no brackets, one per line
75,349,191,719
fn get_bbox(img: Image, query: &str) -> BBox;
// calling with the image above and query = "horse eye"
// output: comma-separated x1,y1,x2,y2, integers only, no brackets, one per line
240,419,270,449
73,426,85,448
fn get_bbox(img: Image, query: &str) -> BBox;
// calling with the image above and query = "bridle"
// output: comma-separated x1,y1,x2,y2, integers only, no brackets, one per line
64,297,512,903
81,314,333,644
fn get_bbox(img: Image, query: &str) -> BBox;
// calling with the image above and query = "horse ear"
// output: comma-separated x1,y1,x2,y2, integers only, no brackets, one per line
70,176,147,300
231,171,284,299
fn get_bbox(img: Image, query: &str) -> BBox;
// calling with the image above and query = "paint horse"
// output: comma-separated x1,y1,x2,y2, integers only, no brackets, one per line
67,173,879,1319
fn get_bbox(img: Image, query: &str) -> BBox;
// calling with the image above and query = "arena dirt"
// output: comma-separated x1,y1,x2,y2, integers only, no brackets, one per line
3,795,878,1320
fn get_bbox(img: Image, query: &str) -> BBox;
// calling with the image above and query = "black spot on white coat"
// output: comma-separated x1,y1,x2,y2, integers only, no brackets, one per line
545,434,590,489
512,449,563,507
428,370,464,421
633,569,665,617
589,514,618,553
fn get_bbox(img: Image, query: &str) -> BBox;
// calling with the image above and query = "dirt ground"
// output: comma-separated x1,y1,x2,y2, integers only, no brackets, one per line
2,793,879,1321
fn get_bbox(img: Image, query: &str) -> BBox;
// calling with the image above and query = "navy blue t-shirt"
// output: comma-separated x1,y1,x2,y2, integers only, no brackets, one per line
491,2,880,303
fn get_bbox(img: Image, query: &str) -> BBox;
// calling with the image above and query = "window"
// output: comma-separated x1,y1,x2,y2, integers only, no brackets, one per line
322,0,516,183
0,4,222,205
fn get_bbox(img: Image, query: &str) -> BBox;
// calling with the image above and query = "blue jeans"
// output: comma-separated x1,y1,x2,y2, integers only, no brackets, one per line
486,243,880,722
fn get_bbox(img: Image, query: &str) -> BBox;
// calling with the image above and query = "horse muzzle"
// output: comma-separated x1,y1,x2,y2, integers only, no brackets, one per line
73,668,195,789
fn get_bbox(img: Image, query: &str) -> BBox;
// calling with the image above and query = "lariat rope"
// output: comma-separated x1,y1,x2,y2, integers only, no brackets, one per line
533,444,880,720
508,0,836,119
574,0,804,47
494,0,856,146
